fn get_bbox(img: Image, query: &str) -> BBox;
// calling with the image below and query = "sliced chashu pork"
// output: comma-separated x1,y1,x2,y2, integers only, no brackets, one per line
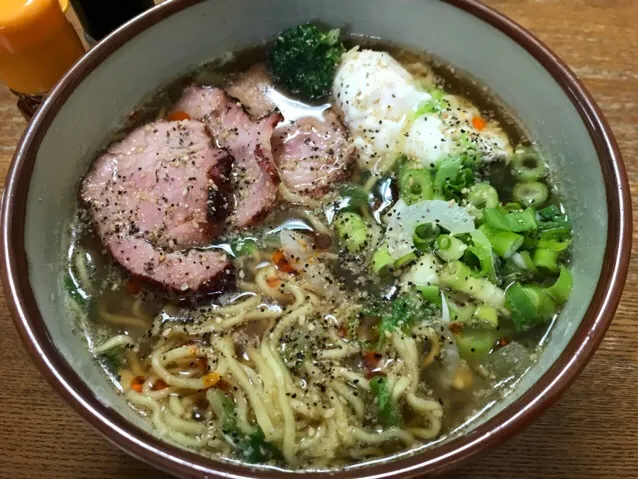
81,120,233,296
172,85,282,227
272,109,353,197
226,63,354,197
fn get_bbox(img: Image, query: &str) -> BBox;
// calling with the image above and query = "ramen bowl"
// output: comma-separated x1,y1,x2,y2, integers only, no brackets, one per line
1,0,630,477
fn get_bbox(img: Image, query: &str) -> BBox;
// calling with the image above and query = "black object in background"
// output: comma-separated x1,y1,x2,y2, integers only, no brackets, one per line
70,0,155,42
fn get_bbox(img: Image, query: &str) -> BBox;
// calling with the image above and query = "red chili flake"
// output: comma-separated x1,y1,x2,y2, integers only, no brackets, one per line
216,379,231,392
125,279,143,295
167,111,191,122
363,351,385,379
337,323,348,338
152,379,168,391
449,322,463,335
272,249,295,273
497,337,511,348
314,233,333,250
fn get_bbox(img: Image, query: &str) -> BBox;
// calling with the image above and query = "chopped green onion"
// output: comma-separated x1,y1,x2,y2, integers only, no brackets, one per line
434,155,474,200
505,283,541,331
532,248,559,274
413,88,449,117
473,304,499,328
334,212,369,253
439,261,506,311
503,203,523,213
435,234,467,262
479,224,524,259
468,182,499,210
513,251,538,273
537,237,571,252
416,285,441,305
398,166,434,205
464,230,497,283
372,244,394,275
506,282,556,331
413,223,440,252
526,285,558,320
521,234,538,251
337,184,370,215
395,251,417,269
232,238,258,257
447,299,476,323
545,266,573,304
369,376,403,427
455,328,497,361
511,147,547,181
538,204,562,220
513,181,549,208
484,207,538,232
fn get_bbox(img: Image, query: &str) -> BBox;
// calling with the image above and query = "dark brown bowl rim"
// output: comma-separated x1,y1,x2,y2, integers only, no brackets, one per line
1,0,631,477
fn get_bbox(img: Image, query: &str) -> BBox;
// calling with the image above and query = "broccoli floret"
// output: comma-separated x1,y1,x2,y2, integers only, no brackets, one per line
268,23,345,101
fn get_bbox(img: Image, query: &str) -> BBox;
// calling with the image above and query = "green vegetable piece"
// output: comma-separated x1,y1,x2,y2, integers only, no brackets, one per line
484,207,538,232
464,230,497,283
527,285,558,320
98,348,125,376
468,182,499,210
545,266,573,304
435,234,467,262
334,212,369,253
268,24,345,101
372,244,394,275
416,285,441,305
232,238,258,257
532,248,560,274
398,167,434,205
455,328,497,360
447,298,476,323
505,282,541,331
473,304,499,328
479,224,524,259
513,181,549,208
337,184,370,215
439,261,506,311
503,202,523,213
506,283,557,332
238,428,283,463
413,88,449,117
413,223,440,252
209,390,282,463
511,147,547,181
64,271,90,309
537,237,572,252
395,251,417,269
376,294,431,347
434,155,474,200
538,204,562,220
369,376,403,427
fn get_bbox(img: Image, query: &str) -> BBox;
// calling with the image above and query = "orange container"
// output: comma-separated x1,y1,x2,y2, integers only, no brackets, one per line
0,0,85,95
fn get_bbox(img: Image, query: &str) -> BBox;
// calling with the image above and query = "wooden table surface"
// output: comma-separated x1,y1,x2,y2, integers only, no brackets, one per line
1,1,637,478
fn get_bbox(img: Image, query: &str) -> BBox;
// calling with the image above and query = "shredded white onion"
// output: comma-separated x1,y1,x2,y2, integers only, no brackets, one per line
384,199,475,259
439,293,461,388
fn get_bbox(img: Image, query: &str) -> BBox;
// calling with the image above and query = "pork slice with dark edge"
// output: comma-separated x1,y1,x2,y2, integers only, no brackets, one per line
81,119,233,296
272,109,354,197
172,85,283,227
187,65,354,198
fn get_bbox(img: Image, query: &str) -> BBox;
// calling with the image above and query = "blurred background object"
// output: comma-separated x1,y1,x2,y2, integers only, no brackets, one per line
69,0,155,44
0,0,85,118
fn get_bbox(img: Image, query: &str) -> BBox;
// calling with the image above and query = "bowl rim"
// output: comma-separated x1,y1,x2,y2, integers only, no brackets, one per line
1,0,631,477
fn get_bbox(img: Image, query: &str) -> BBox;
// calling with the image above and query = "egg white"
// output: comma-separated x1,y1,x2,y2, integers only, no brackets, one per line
333,48,512,171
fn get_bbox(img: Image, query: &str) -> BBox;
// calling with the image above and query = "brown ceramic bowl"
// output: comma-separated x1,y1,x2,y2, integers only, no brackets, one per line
1,0,631,477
